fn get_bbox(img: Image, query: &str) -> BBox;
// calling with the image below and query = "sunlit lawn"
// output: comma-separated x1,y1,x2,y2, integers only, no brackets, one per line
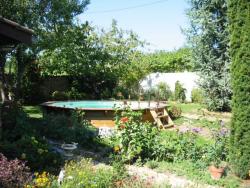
23,105,43,119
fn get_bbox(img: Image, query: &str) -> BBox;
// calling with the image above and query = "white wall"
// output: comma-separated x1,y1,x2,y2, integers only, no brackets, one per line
140,72,200,102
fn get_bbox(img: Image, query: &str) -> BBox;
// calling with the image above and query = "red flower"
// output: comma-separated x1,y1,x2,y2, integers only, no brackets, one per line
120,117,129,123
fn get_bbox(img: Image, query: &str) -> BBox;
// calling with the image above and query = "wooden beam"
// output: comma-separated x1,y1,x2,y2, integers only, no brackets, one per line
0,17,34,45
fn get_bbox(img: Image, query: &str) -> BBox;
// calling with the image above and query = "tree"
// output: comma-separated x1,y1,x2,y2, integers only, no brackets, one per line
185,0,231,111
174,81,186,102
39,20,145,98
141,48,194,73
0,0,90,100
228,0,250,179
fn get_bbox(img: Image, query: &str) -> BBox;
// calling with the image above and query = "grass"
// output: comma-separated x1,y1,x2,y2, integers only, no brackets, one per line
169,102,203,114
23,105,43,119
155,160,241,188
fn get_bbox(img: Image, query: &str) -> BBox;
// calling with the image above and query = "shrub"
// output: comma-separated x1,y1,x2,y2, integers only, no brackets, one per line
21,61,44,104
48,158,162,188
14,135,62,172
43,110,97,147
168,105,182,119
174,81,186,102
51,91,68,100
0,153,32,188
157,130,214,167
228,0,250,179
59,159,114,188
142,83,173,101
146,160,159,169
66,87,86,100
191,88,204,103
113,108,160,162
156,82,173,101
1,107,62,173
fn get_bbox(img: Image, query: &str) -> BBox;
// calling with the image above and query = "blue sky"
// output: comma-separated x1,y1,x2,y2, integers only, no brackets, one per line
78,0,189,51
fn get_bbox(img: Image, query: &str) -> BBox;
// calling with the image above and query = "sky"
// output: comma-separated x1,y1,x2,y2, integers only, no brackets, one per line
78,0,189,52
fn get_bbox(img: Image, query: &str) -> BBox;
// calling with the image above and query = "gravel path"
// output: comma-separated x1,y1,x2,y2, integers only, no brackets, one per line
127,165,220,188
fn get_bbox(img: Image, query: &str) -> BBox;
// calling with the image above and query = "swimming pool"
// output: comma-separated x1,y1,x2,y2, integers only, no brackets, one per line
41,100,169,128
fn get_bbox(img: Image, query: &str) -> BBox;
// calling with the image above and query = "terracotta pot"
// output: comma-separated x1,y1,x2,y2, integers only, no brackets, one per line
115,180,123,187
209,165,224,180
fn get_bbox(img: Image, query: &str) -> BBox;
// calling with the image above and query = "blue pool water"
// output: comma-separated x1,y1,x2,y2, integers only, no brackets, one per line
43,100,167,110
49,101,118,109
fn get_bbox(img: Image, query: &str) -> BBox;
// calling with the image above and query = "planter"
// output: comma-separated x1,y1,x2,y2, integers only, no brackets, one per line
61,143,78,158
209,165,224,180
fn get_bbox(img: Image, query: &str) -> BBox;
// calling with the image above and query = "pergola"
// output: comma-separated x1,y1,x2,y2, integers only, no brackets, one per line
0,17,34,138
0,16,34,101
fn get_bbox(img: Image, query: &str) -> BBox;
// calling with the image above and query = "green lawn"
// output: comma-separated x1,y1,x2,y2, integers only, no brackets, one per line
23,105,43,119
169,102,203,114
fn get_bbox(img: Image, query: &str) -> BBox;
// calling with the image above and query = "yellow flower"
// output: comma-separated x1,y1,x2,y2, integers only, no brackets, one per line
114,146,120,152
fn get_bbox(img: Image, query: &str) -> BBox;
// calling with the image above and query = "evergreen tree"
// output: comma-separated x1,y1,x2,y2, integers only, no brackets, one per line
228,0,250,179
185,0,231,111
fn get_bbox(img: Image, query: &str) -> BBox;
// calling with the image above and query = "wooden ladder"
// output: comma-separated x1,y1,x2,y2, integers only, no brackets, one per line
150,108,174,129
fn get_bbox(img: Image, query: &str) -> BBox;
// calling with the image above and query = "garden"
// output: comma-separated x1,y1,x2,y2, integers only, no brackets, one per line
0,0,250,188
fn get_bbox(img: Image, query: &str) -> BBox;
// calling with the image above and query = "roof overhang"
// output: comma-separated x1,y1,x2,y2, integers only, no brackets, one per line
0,16,34,46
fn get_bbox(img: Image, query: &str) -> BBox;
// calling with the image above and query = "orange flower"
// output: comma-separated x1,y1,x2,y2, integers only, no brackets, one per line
120,117,129,123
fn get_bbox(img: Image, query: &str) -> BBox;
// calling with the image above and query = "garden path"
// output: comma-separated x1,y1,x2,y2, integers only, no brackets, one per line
126,165,220,188
182,111,231,123
93,162,220,188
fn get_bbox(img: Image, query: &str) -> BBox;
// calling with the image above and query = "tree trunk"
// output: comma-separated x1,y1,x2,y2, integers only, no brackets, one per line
0,52,7,102
15,46,26,101
0,51,7,140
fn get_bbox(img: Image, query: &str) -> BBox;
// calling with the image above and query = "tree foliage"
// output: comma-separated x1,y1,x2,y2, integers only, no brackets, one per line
0,0,90,100
39,20,145,98
185,0,231,111
228,0,250,179
141,48,194,73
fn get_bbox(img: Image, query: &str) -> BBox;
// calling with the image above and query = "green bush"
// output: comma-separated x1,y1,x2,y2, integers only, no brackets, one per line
66,87,86,100
48,158,164,188
191,88,204,103
59,159,114,188
168,105,182,119
14,135,62,172
228,0,250,178
142,83,173,101
43,111,97,147
174,81,186,102
1,106,62,173
156,82,173,101
159,131,211,165
146,160,159,169
113,108,160,162
51,91,68,101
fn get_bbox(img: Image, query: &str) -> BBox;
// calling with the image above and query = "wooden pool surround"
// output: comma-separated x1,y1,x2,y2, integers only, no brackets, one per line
41,101,169,128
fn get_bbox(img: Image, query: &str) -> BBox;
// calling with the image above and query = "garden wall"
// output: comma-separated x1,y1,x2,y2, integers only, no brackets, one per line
40,76,70,98
140,72,200,102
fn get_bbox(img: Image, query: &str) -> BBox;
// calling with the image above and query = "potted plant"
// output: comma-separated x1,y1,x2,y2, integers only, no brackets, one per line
208,126,229,180
208,161,226,180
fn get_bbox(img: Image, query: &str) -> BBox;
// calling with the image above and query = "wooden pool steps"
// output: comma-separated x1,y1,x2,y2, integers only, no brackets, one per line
150,108,174,129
